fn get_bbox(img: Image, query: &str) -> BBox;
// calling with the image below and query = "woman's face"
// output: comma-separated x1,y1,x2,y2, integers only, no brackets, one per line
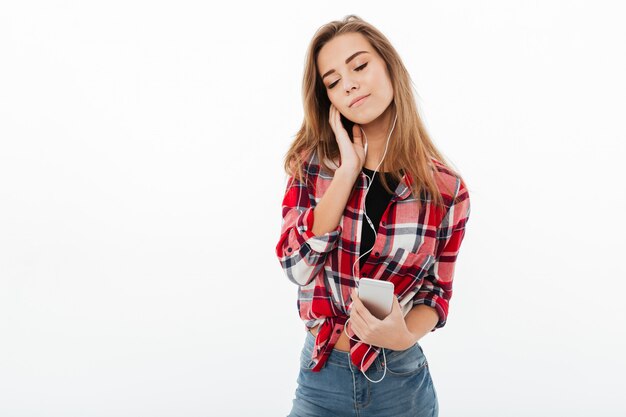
316,32,394,125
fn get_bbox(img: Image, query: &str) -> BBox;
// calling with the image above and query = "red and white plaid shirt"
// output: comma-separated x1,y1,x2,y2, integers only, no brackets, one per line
275,150,471,373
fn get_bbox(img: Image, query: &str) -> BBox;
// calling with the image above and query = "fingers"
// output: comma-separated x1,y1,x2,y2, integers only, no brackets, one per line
392,294,400,307
328,105,337,131
350,289,381,342
351,288,377,322
350,308,367,336
349,295,367,335
388,295,401,317
329,105,345,140
352,124,363,148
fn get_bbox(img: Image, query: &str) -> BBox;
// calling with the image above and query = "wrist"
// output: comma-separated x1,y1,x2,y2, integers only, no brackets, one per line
393,330,416,351
335,166,360,181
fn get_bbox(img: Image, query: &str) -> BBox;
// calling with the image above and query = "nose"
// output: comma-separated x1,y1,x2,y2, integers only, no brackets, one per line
343,76,359,94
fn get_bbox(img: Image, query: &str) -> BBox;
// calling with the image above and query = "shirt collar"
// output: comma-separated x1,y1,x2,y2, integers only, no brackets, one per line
321,152,415,201
395,171,413,200
359,169,413,201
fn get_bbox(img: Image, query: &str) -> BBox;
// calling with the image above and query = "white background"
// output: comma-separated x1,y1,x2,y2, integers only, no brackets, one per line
1,1,625,416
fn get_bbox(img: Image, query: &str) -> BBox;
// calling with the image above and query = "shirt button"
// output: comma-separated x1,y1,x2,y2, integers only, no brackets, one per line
375,252,380,257
287,247,292,253
336,329,341,334
381,221,385,226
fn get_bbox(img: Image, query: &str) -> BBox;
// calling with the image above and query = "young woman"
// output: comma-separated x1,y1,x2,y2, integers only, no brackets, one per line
275,15,471,417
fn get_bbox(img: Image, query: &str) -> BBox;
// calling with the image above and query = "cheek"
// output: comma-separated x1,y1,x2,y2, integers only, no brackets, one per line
328,96,349,115
332,90,345,102
371,66,393,93
326,92,339,107
376,71,391,91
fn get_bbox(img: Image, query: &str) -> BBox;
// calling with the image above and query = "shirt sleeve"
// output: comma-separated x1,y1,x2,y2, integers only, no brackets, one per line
275,174,342,286
412,177,471,331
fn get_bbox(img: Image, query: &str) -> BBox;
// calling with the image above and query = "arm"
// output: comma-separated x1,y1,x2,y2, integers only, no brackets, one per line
412,177,471,331
311,167,358,236
348,291,440,350
347,178,471,350
402,305,440,344
275,166,358,286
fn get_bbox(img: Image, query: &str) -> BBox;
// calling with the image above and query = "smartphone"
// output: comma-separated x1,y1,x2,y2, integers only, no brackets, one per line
357,278,395,320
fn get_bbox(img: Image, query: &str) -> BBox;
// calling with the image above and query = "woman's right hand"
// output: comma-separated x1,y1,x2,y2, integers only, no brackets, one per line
329,104,365,176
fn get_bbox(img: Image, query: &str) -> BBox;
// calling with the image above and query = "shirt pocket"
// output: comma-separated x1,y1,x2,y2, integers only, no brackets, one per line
379,248,436,281
404,250,436,277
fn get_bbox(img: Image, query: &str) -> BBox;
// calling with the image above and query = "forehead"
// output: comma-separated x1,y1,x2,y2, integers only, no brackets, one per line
317,32,374,73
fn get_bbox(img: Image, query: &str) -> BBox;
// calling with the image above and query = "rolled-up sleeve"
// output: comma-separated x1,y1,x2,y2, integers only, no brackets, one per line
275,174,342,286
413,177,471,331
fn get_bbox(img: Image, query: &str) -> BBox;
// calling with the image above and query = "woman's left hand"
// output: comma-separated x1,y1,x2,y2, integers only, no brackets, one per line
348,288,415,351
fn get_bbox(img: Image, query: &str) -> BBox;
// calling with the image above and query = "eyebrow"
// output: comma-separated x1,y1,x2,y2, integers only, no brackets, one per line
321,51,369,80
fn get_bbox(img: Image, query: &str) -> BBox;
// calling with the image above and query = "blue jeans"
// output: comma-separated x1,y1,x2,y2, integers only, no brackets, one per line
287,331,439,417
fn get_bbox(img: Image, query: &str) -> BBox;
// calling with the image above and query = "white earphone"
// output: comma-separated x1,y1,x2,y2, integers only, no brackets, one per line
345,112,398,383
299,112,399,383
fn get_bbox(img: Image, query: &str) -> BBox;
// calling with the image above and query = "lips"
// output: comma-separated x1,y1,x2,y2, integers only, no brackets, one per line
349,94,370,107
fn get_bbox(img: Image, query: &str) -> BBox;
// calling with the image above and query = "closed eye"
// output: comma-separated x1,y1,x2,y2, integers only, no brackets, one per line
328,63,368,89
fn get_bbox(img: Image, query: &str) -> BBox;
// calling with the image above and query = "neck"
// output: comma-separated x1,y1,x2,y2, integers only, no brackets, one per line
361,106,396,170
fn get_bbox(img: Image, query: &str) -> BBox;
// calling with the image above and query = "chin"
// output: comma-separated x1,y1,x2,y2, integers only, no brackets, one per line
352,116,376,125
349,109,385,125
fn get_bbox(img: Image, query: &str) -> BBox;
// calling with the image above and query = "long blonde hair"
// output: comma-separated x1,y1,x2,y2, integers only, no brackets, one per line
283,14,467,211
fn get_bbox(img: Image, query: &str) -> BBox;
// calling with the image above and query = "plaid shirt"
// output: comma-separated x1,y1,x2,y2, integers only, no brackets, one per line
275,150,471,373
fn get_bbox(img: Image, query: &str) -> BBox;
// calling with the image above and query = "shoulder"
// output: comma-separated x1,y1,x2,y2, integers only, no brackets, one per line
288,149,317,177
288,149,323,189
301,148,341,177
430,157,467,202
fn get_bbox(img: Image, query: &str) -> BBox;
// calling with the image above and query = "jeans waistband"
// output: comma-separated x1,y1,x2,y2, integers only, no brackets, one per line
304,329,388,371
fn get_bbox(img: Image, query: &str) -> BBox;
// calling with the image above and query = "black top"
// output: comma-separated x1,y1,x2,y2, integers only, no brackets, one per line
359,167,400,269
